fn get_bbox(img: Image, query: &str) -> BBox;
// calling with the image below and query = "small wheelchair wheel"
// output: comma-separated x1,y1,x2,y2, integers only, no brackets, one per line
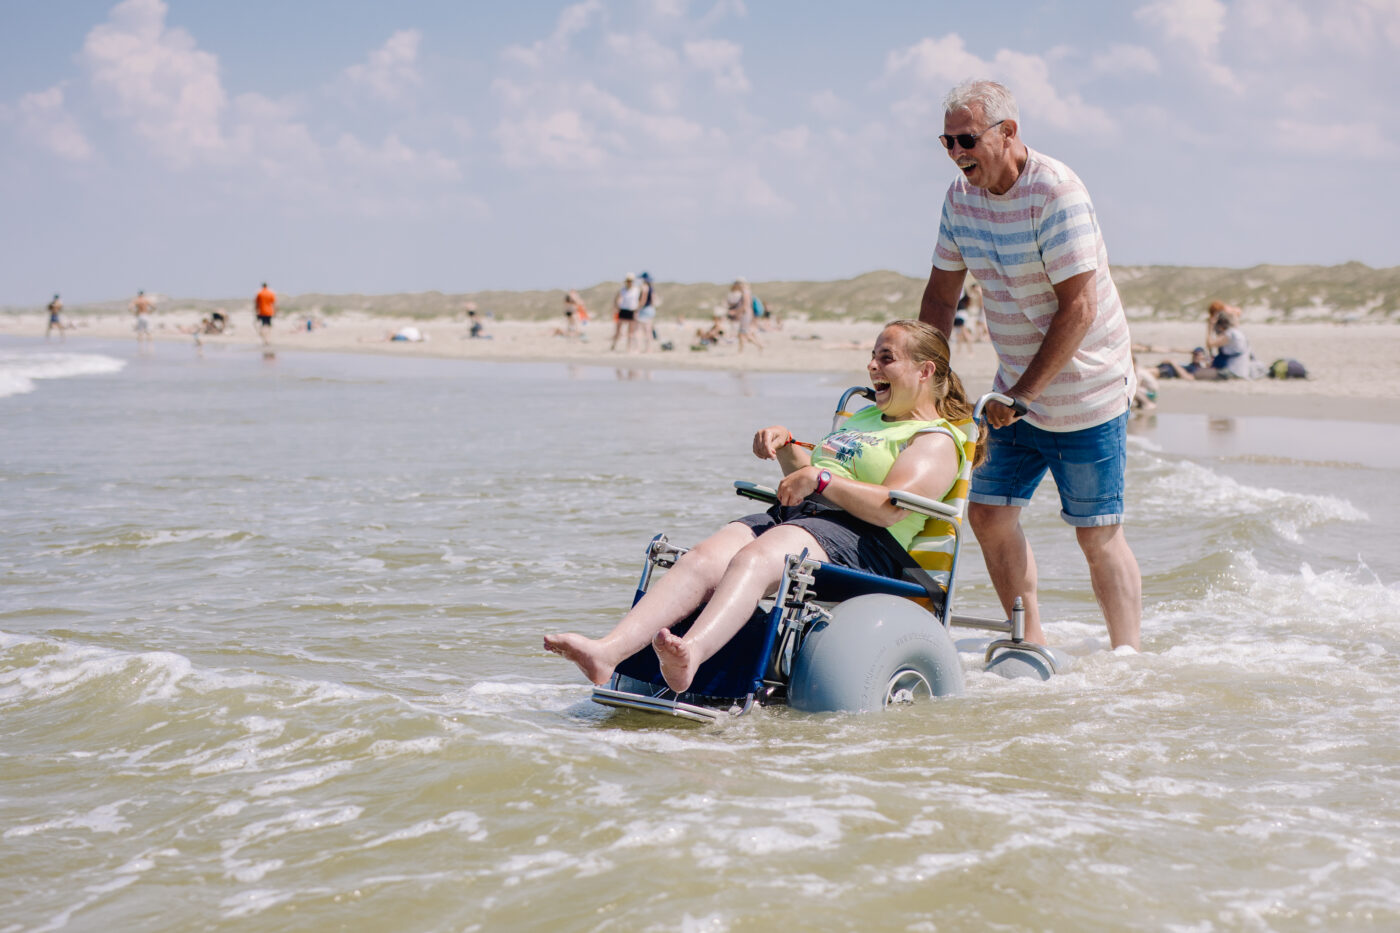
789,594,965,713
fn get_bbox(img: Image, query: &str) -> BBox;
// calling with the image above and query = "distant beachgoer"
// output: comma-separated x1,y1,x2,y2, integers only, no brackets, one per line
965,281,988,341
1132,353,1158,412
952,289,975,350
131,291,154,346
360,325,426,343
692,310,726,349
726,278,762,352
208,310,227,334
1207,299,1242,323
467,309,490,339
255,283,276,346
1204,305,1264,380
46,294,64,340
554,293,583,338
637,272,657,352
611,273,641,351
1157,347,1210,380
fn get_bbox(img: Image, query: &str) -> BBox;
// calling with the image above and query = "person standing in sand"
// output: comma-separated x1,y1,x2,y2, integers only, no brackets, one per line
46,294,65,340
611,273,641,352
131,290,154,347
637,272,657,352
726,278,762,353
254,283,277,346
919,79,1140,652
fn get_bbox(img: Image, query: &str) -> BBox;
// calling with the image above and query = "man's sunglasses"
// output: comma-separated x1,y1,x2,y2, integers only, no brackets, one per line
938,120,1005,151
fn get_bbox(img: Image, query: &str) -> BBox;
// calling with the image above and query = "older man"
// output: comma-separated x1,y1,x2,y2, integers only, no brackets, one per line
918,79,1141,650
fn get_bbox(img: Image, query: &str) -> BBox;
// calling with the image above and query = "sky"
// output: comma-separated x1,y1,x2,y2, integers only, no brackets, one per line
1,0,1397,304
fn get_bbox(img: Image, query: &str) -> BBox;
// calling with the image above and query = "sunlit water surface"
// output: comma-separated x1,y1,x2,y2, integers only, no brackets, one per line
3,337,1399,932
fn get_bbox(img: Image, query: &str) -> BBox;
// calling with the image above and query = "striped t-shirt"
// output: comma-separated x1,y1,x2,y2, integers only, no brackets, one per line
932,148,1135,431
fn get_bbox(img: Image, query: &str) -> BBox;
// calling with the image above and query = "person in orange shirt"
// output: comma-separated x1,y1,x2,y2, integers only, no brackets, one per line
254,283,276,345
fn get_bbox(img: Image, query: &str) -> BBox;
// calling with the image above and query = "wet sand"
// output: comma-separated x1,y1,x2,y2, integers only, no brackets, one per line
9,312,1400,423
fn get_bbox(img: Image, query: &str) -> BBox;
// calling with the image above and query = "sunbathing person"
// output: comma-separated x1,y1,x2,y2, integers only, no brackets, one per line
544,320,982,693
1157,347,1211,380
1203,307,1264,380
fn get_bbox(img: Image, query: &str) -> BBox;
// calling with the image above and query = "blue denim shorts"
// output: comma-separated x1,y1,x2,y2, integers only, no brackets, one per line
968,413,1128,527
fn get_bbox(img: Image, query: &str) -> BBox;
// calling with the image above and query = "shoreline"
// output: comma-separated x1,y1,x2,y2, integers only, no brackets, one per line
7,312,1400,424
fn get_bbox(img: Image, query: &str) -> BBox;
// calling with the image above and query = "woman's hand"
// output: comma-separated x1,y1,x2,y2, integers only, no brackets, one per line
752,425,791,460
776,465,822,506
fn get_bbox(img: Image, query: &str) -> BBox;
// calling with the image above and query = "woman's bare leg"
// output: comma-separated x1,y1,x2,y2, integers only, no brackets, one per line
654,525,826,693
544,523,756,684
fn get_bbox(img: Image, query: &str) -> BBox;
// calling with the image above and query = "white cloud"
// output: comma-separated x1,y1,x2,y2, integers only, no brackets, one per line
503,0,604,68
492,103,607,169
12,86,95,162
343,30,423,103
883,34,1116,136
1091,44,1160,76
765,125,810,156
1273,118,1397,159
1318,0,1400,53
605,31,680,72
74,0,461,211
81,0,226,165
808,89,847,121
1232,0,1312,50
334,133,460,180
697,0,748,28
645,0,689,17
1134,0,1239,90
683,39,750,93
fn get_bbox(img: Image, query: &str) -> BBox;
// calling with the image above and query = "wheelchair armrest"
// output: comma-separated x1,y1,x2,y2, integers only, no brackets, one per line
888,489,961,519
735,481,778,504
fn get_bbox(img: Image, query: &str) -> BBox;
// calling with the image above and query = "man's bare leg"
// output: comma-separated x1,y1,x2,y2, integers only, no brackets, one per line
654,526,826,692
967,501,1044,644
544,523,755,684
1076,524,1141,650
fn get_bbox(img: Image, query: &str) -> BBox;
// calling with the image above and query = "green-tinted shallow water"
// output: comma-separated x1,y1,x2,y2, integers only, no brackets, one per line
3,337,1400,932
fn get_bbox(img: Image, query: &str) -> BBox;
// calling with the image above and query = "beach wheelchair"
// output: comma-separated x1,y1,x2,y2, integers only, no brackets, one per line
592,388,1065,723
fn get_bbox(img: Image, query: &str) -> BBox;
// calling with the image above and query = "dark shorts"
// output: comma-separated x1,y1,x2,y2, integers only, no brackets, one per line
732,500,909,578
257,315,274,327
618,309,636,321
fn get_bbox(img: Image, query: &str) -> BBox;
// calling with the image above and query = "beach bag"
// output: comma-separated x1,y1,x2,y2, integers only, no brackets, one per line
751,295,765,317
1268,358,1308,379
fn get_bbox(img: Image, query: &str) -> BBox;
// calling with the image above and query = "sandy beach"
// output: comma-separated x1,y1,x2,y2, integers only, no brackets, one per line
8,310,1400,423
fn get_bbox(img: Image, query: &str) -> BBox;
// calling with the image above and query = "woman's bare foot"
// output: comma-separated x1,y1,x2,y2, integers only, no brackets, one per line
542,633,616,685
652,629,701,694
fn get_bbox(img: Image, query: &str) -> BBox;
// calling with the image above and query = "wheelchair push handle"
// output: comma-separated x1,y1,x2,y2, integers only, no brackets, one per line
973,392,1028,422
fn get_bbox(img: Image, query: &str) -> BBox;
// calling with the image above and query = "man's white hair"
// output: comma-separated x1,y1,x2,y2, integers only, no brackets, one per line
943,79,1019,126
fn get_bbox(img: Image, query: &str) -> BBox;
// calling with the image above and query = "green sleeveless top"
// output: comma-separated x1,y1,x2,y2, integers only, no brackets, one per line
810,406,967,549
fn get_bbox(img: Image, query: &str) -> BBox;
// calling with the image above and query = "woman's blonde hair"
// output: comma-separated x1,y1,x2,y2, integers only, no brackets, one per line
884,320,985,466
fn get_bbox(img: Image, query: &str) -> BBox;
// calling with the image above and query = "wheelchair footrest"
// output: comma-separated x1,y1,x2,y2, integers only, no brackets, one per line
591,686,732,723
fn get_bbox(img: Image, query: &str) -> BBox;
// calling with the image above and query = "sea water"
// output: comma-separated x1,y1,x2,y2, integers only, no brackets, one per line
2,336,1399,932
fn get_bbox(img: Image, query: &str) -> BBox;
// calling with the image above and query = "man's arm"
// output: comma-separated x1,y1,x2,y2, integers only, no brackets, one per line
919,267,966,338
993,269,1096,423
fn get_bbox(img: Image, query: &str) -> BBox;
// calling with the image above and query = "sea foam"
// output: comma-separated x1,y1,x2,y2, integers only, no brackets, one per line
0,350,126,399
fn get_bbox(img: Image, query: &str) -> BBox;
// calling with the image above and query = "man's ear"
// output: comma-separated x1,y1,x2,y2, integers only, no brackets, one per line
1001,119,1018,140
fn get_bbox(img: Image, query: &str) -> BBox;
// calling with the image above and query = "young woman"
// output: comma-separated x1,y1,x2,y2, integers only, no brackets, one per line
544,320,982,694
